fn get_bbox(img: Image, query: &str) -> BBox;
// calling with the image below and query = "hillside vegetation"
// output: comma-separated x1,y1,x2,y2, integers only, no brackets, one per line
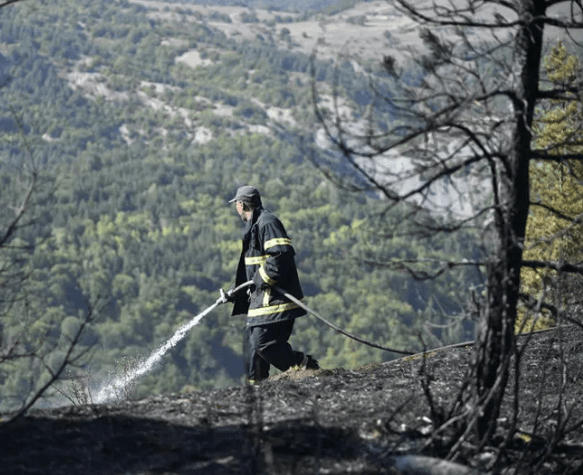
0,0,481,411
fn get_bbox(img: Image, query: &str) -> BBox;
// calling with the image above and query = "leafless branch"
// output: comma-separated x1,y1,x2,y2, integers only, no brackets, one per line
521,260,583,276
0,0,27,9
6,300,101,422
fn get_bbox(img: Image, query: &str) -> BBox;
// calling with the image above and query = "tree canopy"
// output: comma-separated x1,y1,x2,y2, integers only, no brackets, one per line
521,41,583,328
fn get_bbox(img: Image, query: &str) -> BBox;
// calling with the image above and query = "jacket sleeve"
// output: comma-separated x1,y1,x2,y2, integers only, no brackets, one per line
252,221,296,289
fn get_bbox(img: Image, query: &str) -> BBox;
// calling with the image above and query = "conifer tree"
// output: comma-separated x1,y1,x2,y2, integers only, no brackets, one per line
521,42,583,326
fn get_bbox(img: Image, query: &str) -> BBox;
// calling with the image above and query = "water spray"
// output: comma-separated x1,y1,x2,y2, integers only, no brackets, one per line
93,278,414,404
94,281,253,404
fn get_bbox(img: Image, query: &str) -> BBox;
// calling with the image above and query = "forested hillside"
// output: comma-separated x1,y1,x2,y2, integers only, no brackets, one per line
0,0,481,410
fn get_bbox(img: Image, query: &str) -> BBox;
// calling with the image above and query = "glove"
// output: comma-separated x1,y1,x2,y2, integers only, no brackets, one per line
246,283,256,297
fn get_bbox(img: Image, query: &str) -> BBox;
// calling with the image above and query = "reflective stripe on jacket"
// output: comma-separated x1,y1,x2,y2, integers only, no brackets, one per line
231,207,306,326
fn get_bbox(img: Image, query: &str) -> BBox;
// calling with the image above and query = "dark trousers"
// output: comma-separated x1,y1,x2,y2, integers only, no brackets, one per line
244,319,304,381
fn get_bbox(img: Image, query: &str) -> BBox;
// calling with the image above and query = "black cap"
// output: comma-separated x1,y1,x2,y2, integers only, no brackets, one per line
228,185,261,204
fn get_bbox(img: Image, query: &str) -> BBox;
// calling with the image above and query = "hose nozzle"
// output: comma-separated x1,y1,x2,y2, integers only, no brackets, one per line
216,280,254,305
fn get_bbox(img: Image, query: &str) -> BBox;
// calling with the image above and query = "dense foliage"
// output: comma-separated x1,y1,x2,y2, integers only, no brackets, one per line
0,0,480,410
520,42,583,329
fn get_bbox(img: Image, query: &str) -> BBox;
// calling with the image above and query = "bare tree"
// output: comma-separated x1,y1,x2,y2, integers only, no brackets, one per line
312,0,583,450
0,102,97,419
0,0,27,8
0,109,42,370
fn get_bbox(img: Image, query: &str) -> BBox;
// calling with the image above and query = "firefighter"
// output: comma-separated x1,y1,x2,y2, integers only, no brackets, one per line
223,185,319,383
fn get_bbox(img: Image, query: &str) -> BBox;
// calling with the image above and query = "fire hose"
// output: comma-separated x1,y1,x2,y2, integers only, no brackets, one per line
220,280,414,356
273,285,415,356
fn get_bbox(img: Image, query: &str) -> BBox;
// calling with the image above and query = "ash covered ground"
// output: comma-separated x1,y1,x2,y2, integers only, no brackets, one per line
2,326,583,475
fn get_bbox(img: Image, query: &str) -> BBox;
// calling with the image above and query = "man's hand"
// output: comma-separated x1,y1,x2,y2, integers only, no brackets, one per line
246,283,256,297
216,281,255,305
217,287,237,305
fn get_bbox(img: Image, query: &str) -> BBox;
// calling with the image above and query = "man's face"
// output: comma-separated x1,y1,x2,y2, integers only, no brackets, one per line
235,201,248,222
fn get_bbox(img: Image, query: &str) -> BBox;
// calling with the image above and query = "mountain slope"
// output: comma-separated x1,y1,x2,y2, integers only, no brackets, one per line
0,0,480,410
1,327,582,474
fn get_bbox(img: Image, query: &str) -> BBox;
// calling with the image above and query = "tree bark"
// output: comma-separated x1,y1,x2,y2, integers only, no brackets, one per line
472,0,545,442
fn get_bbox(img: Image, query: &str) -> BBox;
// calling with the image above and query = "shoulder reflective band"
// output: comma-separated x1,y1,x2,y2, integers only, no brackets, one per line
264,237,292,250
247,301,300,317
245,256,268,266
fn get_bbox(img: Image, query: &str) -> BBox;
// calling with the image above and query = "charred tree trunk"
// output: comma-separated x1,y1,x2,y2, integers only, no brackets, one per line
471,0,544,443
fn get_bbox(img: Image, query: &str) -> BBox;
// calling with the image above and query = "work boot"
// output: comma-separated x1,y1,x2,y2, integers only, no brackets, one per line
300,355,320,370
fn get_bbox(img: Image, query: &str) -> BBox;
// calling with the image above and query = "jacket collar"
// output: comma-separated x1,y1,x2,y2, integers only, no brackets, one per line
242,206,263,246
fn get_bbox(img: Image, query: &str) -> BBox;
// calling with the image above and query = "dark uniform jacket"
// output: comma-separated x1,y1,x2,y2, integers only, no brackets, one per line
231,206,306,326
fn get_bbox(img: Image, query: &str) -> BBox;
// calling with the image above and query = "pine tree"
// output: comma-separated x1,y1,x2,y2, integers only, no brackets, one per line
520,41,583,330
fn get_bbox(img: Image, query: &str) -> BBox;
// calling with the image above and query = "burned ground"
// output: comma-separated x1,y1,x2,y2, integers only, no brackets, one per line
2,326,583,475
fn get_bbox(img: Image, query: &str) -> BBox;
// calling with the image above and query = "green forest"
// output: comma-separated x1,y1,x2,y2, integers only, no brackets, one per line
0,0,482,410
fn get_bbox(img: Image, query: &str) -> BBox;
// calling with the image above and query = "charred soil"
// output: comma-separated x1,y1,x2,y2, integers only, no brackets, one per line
2,326,583,474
